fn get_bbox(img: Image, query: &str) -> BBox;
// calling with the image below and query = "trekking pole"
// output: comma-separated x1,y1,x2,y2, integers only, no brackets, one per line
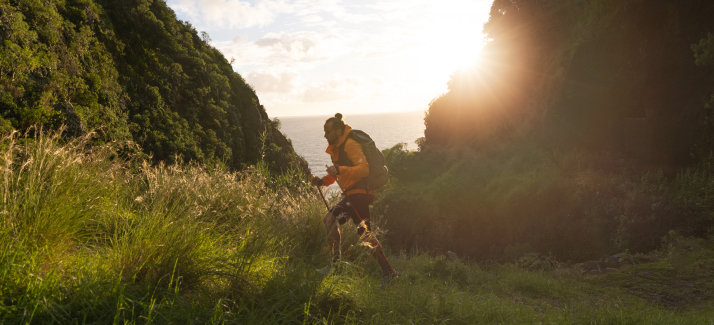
326,166,398,278
344,243,363,279
315,182,330,210
313,179,363,278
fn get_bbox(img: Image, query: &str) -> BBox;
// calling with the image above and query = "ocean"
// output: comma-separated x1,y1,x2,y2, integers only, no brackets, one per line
278,111,425,178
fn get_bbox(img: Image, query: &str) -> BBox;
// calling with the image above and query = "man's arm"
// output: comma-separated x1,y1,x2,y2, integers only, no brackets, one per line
311,174,335,186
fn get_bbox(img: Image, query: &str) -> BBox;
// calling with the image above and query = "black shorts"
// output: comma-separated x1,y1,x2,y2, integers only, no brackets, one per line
330,193,374,234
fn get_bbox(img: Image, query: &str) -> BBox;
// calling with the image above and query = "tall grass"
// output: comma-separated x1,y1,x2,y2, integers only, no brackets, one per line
0,128,332,323
1,130,713,324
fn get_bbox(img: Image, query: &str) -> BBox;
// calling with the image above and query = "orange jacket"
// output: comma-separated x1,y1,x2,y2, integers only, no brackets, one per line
323,125,373,196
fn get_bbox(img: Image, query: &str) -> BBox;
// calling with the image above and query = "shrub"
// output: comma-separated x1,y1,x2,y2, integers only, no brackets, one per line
376,143,714,262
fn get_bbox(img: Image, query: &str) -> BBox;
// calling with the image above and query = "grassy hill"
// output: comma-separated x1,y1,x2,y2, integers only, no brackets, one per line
1,130,713,324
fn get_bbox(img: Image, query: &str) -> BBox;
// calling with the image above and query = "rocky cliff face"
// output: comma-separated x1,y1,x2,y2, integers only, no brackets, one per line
0,0,306,173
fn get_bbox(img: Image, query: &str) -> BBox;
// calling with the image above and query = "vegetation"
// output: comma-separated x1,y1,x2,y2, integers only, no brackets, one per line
4,0,714,322
376,142,714,261
0,0,304,172
422,0,714,158
2,131,714,324
373,0,714,263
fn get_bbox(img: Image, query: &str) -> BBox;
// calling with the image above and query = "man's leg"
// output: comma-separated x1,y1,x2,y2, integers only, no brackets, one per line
357,221,398,287
372,244,393,277
323,212,341,264
358,224,393,277
350,195,396,278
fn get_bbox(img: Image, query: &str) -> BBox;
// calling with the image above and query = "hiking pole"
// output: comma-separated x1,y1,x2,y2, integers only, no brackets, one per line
313,178,363,278
326,165,398,278
315,181,330,210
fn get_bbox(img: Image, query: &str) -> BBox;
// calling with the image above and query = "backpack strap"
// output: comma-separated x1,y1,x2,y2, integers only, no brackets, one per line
337,132,355,167
337,132,368,192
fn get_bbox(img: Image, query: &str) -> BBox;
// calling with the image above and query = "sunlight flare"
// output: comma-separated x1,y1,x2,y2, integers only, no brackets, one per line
409,1,489,80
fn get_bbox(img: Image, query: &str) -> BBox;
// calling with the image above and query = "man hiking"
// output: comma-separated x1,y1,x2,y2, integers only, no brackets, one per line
311,113,397,288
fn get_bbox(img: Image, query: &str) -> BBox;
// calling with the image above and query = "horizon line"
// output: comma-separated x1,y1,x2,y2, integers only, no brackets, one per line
275,109,425,119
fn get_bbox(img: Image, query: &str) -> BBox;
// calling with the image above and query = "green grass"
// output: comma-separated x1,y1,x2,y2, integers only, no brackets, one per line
1,130,714,324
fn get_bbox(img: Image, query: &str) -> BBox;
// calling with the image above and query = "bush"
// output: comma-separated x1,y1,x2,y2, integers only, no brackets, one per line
375,143,714,262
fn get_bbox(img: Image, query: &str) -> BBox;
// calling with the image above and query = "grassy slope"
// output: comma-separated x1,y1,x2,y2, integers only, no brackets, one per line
1,134,713,324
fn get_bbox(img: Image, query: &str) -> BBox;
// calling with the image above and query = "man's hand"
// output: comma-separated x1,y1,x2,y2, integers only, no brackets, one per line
326,166,338,177
311,175,323,186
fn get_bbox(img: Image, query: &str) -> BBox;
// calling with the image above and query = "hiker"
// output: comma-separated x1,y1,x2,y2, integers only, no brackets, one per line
311,113,397,286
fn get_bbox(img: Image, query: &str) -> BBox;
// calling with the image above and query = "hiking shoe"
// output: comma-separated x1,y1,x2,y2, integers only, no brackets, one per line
379,270,399,290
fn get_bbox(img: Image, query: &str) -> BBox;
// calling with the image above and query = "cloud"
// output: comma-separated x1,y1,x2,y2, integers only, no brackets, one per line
301,15,323,23
168,0,290,29
165,0,494,116
169,0,381,28
292,0,379,23
220,31,351,69
245,70,299,93
254,37,285,47
302,75,366,103
232,35,246,44
252,33,324,62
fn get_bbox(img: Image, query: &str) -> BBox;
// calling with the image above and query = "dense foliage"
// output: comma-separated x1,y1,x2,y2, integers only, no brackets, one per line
375,0,714,261
0,0,304,171
377,143,714,261
423,0,714,158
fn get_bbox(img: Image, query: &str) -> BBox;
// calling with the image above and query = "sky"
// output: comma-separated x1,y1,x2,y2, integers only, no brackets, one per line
165,0,494,117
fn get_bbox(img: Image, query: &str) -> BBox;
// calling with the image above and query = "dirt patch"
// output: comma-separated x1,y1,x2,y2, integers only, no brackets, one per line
591,257,714,309
625,278,710,309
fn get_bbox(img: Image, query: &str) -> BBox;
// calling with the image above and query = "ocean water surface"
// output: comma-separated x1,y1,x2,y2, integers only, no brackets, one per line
279,111,425,178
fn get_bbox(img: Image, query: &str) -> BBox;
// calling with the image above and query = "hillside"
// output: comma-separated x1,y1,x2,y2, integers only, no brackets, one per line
0,0,304,171
374,0,714,261
423,0,714,158
1,132,713,323
5,0,714,322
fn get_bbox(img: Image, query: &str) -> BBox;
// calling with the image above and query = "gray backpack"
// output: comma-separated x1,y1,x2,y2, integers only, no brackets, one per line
339,130,389,190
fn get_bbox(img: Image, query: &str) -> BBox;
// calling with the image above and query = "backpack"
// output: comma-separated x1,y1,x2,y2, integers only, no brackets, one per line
340,130,389,191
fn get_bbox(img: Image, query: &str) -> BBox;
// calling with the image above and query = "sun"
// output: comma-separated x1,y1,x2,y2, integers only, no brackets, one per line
407,1,491,87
